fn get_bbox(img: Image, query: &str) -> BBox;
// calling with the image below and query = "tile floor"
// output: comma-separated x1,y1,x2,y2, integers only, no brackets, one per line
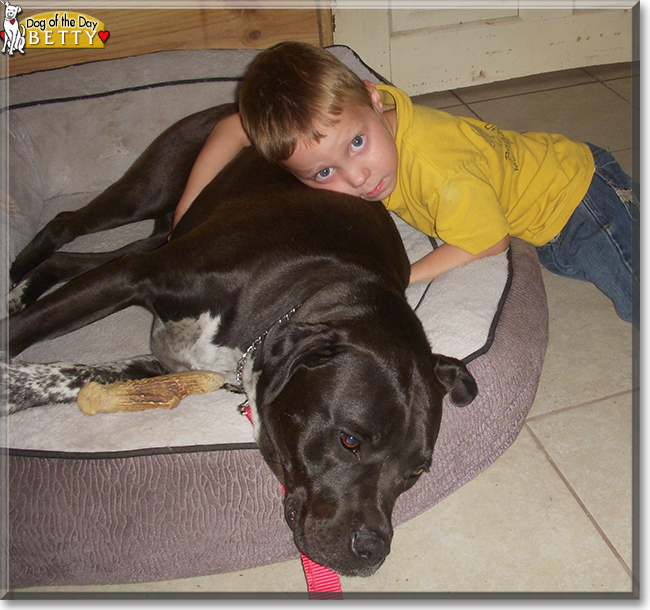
15,62,639,598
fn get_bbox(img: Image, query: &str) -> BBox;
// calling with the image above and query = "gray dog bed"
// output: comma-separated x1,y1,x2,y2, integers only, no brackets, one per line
3,47,548,589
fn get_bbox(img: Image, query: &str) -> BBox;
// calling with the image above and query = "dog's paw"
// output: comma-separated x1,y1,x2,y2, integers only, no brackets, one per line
7,280,28,314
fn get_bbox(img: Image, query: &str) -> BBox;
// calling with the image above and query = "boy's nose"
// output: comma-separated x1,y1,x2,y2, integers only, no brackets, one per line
345,165,371,190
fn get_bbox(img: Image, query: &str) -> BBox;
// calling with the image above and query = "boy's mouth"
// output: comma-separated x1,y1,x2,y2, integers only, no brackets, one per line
365,178,386,199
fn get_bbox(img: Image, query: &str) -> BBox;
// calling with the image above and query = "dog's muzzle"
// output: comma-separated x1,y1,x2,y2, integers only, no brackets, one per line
284,495,391,577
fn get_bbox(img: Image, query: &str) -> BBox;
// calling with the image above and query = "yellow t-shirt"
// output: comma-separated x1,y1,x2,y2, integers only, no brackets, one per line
379,85,595,254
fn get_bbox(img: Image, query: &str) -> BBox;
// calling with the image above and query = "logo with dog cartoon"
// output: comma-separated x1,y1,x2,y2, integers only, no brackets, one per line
1,3,109,55
1,1,26,55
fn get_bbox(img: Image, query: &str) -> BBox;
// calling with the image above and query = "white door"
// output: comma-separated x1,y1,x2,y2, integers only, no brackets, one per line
332,3,635,95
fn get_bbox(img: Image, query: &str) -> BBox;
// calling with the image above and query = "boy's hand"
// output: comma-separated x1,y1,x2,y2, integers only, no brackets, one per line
409,235,510,284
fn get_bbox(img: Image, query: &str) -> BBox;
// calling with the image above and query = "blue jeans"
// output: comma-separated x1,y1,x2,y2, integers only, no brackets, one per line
536,143,640,326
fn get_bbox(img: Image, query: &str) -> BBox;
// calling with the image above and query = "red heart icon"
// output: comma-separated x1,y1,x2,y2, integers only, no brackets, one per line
98,31,109,43
0,32,4,40
10,19,15,24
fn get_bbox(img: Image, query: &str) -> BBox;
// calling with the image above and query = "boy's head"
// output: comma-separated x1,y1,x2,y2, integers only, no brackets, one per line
238,41,374,164
238,42,399,202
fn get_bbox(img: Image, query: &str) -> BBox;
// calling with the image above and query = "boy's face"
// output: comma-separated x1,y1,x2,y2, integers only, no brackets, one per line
282,81,398,202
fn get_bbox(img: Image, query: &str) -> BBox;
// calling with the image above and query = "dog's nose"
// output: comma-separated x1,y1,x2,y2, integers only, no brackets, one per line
350,529,389,563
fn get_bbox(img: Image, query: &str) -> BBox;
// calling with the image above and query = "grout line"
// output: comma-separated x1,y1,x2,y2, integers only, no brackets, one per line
525,388,637,423
415,66,631,120
449,90,465,105
462,105,484,121
600,79,634,106
447,90,484,121
451,77,600,106
418,63,629,110
583,65,633,84
524,423,634,583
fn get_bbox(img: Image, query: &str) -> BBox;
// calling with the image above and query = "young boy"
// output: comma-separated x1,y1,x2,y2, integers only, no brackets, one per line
173,41,639,326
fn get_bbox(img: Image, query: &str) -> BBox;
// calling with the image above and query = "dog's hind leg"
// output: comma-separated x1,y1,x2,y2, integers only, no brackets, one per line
1,356,169,415
8,219,170,313
9,104,235,286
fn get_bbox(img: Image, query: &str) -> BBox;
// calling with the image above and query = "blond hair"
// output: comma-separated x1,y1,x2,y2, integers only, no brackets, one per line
238,42,373,163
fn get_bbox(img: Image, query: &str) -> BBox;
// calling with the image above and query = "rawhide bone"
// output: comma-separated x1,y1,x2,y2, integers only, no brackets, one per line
77,370,225,415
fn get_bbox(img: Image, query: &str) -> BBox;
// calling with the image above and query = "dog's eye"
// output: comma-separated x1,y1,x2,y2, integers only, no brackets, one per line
411,466,426,478
340,432,361,453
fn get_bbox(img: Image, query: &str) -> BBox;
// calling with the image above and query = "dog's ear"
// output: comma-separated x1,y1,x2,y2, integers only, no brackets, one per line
258,322,343,404
433,354,478,407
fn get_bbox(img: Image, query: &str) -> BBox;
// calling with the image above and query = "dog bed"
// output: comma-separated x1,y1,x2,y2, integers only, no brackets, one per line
3,47,549,589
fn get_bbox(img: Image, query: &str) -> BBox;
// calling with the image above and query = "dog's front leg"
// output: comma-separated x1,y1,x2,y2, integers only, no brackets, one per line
7,251,155,358
9,223,170,314
9,191,174,288
10,104,233,286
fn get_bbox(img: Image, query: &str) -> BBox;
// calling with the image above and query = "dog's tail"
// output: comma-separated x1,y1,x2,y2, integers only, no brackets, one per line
1,356,169,416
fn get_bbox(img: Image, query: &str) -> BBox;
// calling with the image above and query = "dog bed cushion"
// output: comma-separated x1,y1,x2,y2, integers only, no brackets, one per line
6,215,509,454
4,48,548,588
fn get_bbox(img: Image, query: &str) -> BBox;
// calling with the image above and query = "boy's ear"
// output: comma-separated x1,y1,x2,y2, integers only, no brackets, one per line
364,80,384,112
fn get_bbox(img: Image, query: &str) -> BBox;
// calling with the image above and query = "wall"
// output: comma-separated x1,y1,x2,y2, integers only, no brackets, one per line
332,5,636,95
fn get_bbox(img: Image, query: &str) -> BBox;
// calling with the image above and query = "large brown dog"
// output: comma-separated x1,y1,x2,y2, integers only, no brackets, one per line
4,103,477,577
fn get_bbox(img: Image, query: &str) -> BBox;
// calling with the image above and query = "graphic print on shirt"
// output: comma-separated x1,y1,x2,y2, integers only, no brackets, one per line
471,123,520,172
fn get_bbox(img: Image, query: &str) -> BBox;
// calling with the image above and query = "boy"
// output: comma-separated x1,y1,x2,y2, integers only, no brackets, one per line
173,42,639,326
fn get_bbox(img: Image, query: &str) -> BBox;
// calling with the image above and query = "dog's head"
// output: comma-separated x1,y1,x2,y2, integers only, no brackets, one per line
251,290,477,577
3,2,21,20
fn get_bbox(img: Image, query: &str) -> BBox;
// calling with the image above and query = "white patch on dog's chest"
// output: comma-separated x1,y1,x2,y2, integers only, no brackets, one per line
150,313,264,439
150,313,240,382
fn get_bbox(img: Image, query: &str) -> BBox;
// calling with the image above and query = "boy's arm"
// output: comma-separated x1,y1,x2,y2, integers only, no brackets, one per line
409,235,510,284
172,113,251,228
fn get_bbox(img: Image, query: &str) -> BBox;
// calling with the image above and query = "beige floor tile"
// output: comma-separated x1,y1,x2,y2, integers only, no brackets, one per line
454,68,595,104
527,394,634,571
468,82,633,152
339,429,632,593
611,147,635,177
411,89,462,109
604,76,635,104
528,270,634,418
585,62,634,81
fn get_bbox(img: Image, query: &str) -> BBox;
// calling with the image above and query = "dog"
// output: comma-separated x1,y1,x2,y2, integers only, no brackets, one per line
3,103,477,577
1,1,25,55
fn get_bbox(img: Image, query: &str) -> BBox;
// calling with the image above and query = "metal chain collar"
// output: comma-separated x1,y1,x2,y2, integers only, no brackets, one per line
231,304,302,403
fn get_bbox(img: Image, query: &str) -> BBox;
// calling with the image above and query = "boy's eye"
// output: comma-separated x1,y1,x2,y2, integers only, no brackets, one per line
316,167,332,181
351,135,365,151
